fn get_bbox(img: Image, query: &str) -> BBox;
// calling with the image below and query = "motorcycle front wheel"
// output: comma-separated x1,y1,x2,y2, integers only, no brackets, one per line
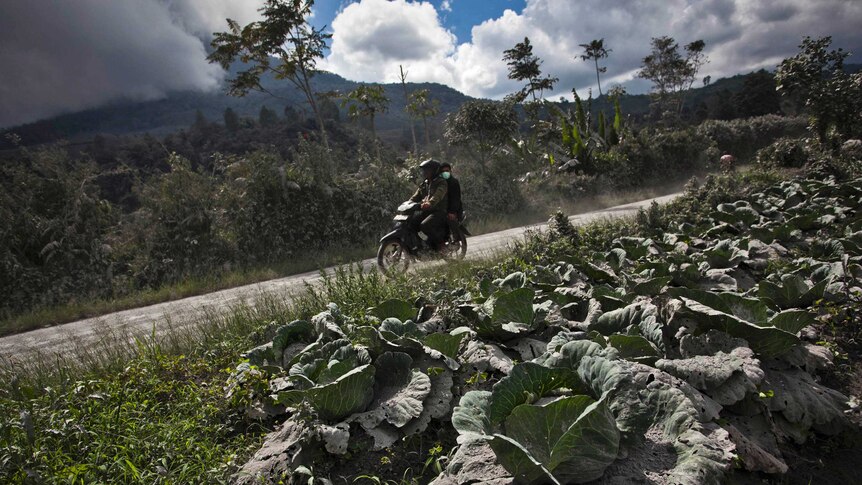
377,239,410,275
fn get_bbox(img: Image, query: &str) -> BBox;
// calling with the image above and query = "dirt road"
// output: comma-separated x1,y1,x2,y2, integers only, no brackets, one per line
0,193,679,363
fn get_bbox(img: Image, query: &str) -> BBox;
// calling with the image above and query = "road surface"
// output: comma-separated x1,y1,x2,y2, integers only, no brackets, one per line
0,193,679,365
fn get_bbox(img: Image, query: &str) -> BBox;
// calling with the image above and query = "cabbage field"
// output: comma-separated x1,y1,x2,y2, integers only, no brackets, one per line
230,173,861,484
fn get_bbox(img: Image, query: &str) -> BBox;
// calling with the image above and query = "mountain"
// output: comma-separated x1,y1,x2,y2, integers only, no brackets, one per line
0,71,470,149
7,64,857,150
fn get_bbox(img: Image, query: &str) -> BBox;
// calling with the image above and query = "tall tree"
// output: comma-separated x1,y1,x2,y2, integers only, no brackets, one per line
775,36,862,141
223,107,239,132
208,0,332,149
340,84,389,158
399,65,419,155
637,36,708,120
502,37,559,103
579,39,611,97
258,105,278,126
407,89,440,148
444,100,518,172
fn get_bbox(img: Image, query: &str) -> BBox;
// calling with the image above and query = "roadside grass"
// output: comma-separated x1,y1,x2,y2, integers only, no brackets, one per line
0,243,378,338
0,167,787,484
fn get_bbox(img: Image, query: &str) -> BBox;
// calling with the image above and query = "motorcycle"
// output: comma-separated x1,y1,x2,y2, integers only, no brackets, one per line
377,201,469,275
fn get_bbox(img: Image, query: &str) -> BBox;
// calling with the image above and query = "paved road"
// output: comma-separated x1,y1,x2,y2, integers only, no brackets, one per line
0,193,679,364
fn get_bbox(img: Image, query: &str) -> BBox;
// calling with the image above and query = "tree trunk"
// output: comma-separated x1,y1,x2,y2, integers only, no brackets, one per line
400,65,418,156
594,58,603,97
423,116,430,147
371,114,381,160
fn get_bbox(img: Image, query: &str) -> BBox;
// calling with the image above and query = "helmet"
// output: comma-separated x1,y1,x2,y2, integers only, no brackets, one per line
419,159,441,176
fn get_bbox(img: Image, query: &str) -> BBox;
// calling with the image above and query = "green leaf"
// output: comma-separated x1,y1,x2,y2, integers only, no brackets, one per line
680,298,799,357
422,333,465,359
307,364,376,422
379,318,422,339
369,352,432,428
452,391,495,440
632,276,673,296
758,274,828,309
768,309,816,334
608,334,659,360
487,288,536,325
489,363,583,425
591,302,643,335
371,299,416,322
536,340,606,370
497,271,528,290
489,434,560,485
718,293,770,325
505,396,620,484
272,320,315,365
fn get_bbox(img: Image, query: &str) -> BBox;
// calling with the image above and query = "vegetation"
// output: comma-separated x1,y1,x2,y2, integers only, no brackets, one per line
208,0,333,148
578,39,612,97
638,36,709,120
2,31,862,485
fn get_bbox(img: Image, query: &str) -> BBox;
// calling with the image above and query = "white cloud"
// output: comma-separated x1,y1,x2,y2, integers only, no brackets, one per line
321,0,459,85
441,1,452,13
322,0,862,100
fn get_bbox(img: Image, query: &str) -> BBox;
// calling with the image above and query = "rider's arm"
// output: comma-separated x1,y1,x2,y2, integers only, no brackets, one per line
425,179,448,209
409,186,423,203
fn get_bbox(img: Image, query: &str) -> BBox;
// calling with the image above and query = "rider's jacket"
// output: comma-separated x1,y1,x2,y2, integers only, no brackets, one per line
409,176,449,213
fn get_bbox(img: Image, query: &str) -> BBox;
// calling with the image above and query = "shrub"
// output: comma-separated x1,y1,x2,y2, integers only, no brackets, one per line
697,115,807,160
755,137,809,169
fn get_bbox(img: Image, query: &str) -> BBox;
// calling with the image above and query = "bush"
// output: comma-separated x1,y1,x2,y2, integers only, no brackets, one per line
755,137,809,169
697,115,807,160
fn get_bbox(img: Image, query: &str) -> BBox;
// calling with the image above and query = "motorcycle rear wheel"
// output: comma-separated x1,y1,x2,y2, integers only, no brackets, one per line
446,231,468,260
377,240,410,275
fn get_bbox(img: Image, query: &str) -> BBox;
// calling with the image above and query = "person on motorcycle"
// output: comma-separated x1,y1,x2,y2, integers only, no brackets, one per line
409,159,448,251
440,162,463,238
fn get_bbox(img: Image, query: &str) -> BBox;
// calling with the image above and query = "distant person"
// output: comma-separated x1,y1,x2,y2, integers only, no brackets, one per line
440,162,463,238
720,153,736,173
409,159,448,251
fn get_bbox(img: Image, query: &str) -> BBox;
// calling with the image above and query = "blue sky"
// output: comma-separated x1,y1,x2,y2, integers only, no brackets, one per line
1,0,861,127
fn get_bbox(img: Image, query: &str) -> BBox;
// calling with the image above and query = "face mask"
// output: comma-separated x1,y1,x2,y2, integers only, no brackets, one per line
441,172,451,180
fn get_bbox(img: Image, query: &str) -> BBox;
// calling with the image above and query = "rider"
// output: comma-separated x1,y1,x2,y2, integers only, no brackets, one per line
440,162,463,238
409,159,448,251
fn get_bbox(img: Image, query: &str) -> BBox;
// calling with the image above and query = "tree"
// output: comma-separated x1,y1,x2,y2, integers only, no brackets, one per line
444,100,518,172
733,70,780,118
341,85,389,139
502,37,558,103
407,89,440,148
399,65,419,155
208,0,332,148
193,109,208,130
637,36,708,119
775,36,862,142
223,107,240,132
259,105,279,126
579,39,611,97
340,84,389,158
676,40,708,116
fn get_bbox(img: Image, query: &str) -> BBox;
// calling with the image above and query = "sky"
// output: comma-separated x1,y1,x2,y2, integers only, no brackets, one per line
1,0,861,128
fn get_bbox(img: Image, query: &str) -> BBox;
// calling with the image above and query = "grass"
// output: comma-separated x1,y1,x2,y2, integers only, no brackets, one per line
0,243,378,338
